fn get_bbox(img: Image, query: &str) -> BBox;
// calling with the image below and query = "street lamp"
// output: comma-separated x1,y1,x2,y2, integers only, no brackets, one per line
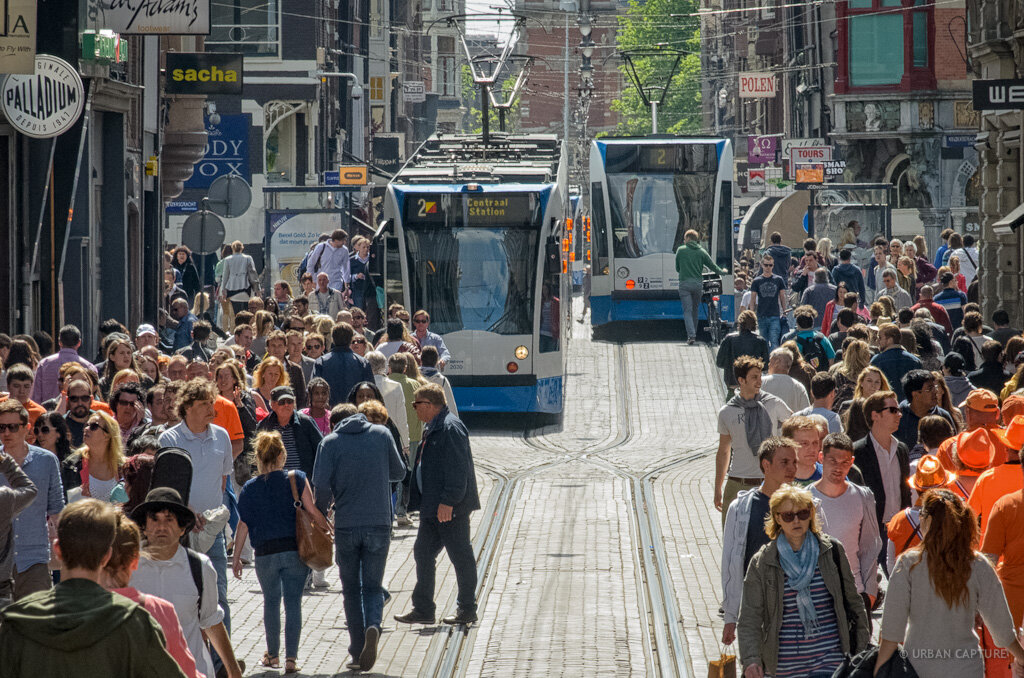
315,71,365,160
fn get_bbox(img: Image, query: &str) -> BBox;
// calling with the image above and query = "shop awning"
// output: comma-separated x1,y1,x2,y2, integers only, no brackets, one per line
994,202,1024,234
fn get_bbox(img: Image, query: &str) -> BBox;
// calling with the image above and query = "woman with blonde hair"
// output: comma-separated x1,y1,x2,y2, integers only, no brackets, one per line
816,237,836,270
739,484,869,678
314,316,335,350
877,490,1024,677
64,410,126,502
233,431,330,673
250,310,276,357
829,339,870,410
949,255,969,293
99,338,141,398
253,357,290,407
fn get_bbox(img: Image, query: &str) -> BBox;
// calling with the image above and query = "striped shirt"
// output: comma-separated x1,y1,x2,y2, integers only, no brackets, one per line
279,425,301,471
775,568,844,678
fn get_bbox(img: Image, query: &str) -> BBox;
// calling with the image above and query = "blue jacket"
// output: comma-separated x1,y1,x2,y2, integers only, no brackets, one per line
870,348,922,401
312,414,406,529
312,347,374,406
409,407,480,518
831,263,866,305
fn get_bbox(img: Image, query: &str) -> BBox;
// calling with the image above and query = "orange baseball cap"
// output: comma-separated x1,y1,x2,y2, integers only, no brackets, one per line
964,389,1000,413
909,454,956,492
950,428,995,476
992,415,1024,452
1002,395,1024,424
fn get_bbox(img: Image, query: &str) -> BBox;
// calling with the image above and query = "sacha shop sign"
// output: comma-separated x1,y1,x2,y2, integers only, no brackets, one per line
739,72,777,98
166,52,243,95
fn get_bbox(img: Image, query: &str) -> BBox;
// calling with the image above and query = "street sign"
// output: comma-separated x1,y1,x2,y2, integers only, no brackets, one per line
823,160,846,176
972,79,1024,110
944,134,976,148
181,210,226,255
739,72,777,98
97,0,211,34
0,0,36,74
0,54,85,138
403,81,425,103
207,174,252,218
795,163,825,184
166,53,243,95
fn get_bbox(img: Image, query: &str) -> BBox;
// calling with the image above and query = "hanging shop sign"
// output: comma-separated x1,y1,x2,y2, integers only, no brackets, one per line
97,0,210,35
165,52,243,95
747,135,779,165
184,113,251,189
972,79,1024,110
739,72,777,98
403,81,425,103
1,54,85,138
0,0,36,74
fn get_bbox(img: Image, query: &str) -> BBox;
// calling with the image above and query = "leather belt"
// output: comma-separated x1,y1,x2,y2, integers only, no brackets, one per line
728,476,761,486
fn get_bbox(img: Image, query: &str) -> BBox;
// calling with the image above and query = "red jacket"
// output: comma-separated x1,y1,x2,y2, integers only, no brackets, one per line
910,299,953,334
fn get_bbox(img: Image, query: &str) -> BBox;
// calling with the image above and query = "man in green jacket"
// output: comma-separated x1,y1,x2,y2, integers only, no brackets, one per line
0,499,186,678
675,229,727,344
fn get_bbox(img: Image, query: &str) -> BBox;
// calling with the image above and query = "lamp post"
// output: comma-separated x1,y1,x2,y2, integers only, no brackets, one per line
315,71,365,160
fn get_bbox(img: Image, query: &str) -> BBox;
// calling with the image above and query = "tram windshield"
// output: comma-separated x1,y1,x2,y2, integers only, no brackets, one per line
403,192,542,335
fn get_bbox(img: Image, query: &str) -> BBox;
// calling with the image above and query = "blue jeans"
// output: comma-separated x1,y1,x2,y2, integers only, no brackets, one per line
204,531,230,634
224,484,239,535
254,550,309,659
759,314,781,350
336,526,391,658
678,280,704,339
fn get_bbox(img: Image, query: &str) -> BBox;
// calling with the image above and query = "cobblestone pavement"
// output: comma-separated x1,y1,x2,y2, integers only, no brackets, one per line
228,311,731,677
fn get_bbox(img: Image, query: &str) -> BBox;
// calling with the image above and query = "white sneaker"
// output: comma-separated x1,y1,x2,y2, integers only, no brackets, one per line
311,568,330,588
396,514,413,527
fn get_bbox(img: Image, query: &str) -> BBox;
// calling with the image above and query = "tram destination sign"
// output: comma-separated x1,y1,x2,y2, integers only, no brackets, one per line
973,79,1024,110
404,193,540,228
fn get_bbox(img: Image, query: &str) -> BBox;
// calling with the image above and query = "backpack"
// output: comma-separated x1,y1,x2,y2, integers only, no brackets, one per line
185,548,205,613
796,332,829,371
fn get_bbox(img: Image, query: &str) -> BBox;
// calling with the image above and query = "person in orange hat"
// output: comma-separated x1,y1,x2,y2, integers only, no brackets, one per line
1003,394,1024,424
885,454,955,572
982,432,1024,678
939,389,1001,472
949,427,997,498
972,416,1024,537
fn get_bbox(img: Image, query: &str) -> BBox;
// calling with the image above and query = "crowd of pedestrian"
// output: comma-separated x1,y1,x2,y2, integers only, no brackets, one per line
0,231,479,675
717,226,1024,678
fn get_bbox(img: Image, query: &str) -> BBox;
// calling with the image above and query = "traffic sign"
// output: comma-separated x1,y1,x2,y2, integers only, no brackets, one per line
181,210,225,255
207,174,252,218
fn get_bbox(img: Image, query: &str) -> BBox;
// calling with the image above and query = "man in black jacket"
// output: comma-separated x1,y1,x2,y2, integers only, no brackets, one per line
853,390,911,570
715,310,770,392
395,383,480,626
968,339,1009,396
255,386,323,477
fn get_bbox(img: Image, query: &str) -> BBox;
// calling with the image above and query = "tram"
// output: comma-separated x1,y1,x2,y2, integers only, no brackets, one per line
382,133,569,414
588,136,735,327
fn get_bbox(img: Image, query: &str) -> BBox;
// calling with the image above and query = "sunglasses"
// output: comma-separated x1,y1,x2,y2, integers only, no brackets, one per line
882,406,901,414
413,318,428,324
306,343,323,349
86,422,106,432
0,423,24,433
412,401,430,407
351,339,366,345
776,508,812,523
117,399,138,407
68,395,91,403
34,425,52,434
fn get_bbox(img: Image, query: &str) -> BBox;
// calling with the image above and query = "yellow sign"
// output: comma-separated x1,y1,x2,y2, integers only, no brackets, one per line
467,196,509,217
795,163,824,184
338,165,367,185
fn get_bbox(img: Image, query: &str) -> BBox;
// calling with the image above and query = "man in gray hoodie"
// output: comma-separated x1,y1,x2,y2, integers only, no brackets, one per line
312,402,406,672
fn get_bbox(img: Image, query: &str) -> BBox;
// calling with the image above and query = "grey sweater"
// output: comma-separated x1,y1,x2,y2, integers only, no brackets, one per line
0,452,38,604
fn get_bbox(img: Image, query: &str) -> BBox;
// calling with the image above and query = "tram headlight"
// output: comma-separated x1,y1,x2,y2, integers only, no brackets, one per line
515,345,529,360
616,266,629,279
506,361,519,373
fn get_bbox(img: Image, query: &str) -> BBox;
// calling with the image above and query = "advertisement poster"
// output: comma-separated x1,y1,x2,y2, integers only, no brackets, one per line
0,0,36,74
184,113,251,189
748,168,766,192
267,212,342,284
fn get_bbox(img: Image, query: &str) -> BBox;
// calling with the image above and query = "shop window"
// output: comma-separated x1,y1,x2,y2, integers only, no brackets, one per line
839,0,935,93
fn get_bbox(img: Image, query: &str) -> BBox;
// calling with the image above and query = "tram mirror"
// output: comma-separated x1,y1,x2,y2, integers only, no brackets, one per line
373,219,391,241
545,239,561,276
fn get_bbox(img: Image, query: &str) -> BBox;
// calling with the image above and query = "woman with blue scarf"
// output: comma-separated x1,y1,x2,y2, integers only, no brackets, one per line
738,485,869,678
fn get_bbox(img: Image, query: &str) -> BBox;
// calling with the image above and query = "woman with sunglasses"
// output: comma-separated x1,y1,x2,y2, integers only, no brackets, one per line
350,333,368,358
878,490,1024,677
63,410,126,503
738,485,869,678
32,413,73,468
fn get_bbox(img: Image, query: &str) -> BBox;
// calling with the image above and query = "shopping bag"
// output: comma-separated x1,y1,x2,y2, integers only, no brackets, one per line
707,652,736,678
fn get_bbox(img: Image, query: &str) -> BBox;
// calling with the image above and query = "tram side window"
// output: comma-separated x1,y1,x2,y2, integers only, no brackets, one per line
716,182,733,270
540,237,560,353
590,182,609,274
385,235,404,308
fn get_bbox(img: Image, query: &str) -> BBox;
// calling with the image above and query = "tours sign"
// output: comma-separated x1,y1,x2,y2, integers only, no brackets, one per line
166,53,243,95
0,54,85,138
97,0,210,34
0,0,36,74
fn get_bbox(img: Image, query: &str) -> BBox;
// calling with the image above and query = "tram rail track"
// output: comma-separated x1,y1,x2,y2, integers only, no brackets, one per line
419,342,713,677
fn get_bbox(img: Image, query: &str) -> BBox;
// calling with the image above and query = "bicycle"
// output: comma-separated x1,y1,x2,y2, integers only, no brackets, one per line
701,272,725,346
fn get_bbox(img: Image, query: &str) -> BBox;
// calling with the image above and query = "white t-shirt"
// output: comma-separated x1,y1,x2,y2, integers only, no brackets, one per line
717,393,793,478
131,546,223,678
760,374,810,413
159,422,233,514
812,484,867,591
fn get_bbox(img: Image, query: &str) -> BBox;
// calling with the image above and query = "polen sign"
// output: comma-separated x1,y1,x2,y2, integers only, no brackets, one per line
1,54,85,138
97,0,210,35
739,72,777,98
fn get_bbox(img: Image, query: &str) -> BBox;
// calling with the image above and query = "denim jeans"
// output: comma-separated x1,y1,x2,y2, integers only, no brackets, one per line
204,530,231,634
336,526,391,658
678,280,704,340
254,550,309,659
759,314,781,350
412,513,477,615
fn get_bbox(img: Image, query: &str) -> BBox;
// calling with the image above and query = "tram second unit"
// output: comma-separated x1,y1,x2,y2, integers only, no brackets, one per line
588,137,735,327
383,134,568,414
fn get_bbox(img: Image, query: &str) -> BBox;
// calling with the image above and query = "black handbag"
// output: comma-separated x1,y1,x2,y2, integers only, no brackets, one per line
831,646,918,678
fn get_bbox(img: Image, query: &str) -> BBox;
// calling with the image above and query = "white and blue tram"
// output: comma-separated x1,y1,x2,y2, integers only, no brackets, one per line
383,133,569,413
588,136,735,327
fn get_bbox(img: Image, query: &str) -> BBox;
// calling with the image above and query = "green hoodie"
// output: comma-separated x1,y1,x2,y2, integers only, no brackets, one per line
0,578,186,678
674,240,725,282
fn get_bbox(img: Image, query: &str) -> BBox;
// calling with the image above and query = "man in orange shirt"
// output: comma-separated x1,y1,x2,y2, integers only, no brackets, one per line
938,389,1002,471
0,366,46,432
212,395,244,461
972,416,1024,537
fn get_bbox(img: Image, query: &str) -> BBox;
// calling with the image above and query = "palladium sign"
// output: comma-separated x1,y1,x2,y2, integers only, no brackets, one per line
1,54,85,138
